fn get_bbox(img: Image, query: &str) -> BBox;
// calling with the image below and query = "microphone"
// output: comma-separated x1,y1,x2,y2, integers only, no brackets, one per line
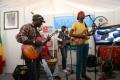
85,15,91,17
84,15,94,22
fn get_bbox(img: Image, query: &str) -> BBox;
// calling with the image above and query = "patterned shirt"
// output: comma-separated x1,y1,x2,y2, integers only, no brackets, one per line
16,23,38,43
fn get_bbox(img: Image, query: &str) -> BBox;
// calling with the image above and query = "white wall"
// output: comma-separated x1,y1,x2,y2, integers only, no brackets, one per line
0,0,118,73
0,7,26,73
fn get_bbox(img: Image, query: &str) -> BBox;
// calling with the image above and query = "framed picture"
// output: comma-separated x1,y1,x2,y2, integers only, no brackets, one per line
4,11,19,30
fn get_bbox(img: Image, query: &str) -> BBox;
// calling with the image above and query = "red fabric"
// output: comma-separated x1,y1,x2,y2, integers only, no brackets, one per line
41,45,49,58
98,46,120,65
0,56,5,74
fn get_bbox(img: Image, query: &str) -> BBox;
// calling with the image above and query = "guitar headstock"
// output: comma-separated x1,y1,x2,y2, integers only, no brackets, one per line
54,30,59,34
49,30,59,37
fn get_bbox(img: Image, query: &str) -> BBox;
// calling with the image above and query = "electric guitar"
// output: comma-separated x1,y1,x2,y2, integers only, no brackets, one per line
72,22,108,45
21,30,58,60
102,42,116,73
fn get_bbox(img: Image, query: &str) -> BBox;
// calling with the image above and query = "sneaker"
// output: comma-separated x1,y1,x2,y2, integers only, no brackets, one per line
66,67,71,71
82,75,91,80
62,69,68,73
54,76,61,80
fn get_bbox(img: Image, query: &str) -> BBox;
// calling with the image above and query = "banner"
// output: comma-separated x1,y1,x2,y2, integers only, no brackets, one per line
54,16,76,29
0,35,5,74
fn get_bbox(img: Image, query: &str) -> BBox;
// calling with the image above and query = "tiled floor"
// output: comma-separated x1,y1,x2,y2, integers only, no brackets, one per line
0,65,120,80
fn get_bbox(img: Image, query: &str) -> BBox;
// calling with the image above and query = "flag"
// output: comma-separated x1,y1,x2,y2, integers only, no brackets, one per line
0,35,5,74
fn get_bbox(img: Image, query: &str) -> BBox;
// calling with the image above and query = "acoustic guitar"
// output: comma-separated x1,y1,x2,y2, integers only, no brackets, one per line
21,30,58,60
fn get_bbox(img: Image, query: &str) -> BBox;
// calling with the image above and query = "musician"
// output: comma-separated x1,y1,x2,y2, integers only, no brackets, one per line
58,25,70,71
38,34,61,80
69,11,91,80
16,14,51,80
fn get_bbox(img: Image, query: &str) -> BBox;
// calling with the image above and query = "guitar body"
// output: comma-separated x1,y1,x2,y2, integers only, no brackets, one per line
72,28,90,45
74,38,86,45
21,30,58,60
22,45,39,60
60,40,71,48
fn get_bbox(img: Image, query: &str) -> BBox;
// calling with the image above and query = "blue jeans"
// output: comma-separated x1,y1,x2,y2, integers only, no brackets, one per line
76,44,89,80
60,46,67,69
41,59,59,80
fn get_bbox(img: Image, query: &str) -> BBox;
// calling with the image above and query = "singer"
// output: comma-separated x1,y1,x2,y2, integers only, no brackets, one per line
70,11,91,80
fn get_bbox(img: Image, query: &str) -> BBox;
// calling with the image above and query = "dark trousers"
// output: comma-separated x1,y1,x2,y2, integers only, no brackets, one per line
60,46,67,69
24,58,40,80
76,44,89,80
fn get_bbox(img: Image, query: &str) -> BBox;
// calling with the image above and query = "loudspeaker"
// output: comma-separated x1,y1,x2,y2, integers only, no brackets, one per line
12,65,29,80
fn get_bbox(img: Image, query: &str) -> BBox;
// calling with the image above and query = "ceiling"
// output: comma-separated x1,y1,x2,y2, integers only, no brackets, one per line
0,0,120,11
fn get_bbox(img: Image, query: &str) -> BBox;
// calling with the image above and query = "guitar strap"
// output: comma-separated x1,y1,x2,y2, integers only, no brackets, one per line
35,28,41,37
84,22,88,28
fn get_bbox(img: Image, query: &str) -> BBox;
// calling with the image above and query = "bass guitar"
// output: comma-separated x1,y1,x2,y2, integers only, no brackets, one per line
21,30,58,60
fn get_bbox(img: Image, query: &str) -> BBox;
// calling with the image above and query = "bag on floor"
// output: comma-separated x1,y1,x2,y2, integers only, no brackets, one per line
12,65,28,80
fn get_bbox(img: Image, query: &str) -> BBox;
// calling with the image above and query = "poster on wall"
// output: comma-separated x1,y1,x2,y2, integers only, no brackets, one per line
54,15,95,29
54,16,76,29
4,11,19,30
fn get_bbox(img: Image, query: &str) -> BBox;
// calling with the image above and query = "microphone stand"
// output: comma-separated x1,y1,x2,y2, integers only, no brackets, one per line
87,15,97,80
69,44,74,74
66,27,74,74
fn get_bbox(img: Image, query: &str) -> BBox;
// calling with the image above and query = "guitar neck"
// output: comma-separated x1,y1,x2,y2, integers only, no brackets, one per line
42,30,58,46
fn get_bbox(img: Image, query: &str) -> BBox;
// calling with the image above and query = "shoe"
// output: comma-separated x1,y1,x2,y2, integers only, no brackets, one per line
54,76,61,80
62,69,68,73
62,69,71,75
82,75,91,80
66,67,71,71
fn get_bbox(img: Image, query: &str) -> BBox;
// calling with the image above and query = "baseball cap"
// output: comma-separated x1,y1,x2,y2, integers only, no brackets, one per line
32,14,45,23
77,11,85,20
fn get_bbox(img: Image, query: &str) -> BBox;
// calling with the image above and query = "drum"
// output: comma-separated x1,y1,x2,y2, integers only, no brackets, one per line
47,58,58,65
98,46,120,65
46,58,58,73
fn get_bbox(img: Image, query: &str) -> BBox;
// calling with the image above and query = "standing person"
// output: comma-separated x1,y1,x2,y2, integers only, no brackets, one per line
16,14,51,80
57,25,70,71
38,34,61,80
69,11,91,80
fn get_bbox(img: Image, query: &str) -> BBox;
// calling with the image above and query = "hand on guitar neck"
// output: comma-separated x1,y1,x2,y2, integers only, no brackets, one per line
70,22,108,45
22,30,58,60
78,22,108,38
